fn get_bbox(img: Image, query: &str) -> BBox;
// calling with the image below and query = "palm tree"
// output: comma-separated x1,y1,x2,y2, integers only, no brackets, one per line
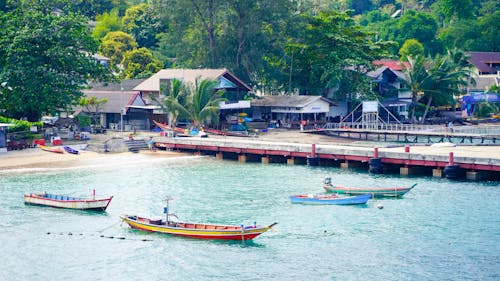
403,50,475,123
184,78,226,129
419,50,475,122
151,78,187,128
404,55,433,122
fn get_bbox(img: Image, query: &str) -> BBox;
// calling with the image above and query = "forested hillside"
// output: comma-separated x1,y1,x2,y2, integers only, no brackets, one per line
1,0,498,113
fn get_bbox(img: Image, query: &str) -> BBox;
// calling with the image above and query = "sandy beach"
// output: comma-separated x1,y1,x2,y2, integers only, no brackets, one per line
1,129,499,171
0,144,187,171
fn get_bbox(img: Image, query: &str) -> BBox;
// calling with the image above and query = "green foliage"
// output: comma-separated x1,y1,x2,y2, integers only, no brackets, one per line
184,78,227,128
403,49,474,122
75,114,91,128
0,1,114,121
282,10,390,97
399,39,424,61
92,9,122,41
151,78,188,128
151,78,226,128
98,31,138,65
122,3,165,48
0,116,42,132
488,85,499,94
78,96,108,126
476,102,498,118
121,47,163,79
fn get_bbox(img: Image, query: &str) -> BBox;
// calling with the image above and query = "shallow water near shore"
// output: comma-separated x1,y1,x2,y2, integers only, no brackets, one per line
0,154,499,280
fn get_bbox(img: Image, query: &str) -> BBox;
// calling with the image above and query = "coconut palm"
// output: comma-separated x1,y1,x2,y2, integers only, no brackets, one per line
403,50,474,123
419,50,475,122
184,78,226,129
404,55,433,122
151,78,187,128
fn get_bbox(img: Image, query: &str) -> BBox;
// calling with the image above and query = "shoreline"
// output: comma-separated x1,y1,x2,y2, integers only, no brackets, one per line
1,129,499,172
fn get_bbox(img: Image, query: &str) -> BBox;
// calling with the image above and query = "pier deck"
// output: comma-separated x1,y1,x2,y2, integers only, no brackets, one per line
155,134,500,176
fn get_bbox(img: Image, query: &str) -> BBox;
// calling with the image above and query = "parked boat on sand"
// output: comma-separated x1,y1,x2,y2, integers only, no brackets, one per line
322,178,416,198
121,197,277,241
39,145,64,154
63,146,79,154
24,190,113,211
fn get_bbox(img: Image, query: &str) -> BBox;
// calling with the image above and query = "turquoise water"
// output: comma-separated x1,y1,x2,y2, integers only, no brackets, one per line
0,154,499,281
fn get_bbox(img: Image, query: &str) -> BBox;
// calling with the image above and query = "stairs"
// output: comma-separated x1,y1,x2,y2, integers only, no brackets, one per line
124,139,148,153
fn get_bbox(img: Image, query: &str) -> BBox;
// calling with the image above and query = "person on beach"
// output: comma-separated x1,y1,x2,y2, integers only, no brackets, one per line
147,136,154,151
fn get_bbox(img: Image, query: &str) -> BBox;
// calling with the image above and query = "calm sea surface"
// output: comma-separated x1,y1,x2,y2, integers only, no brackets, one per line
0,154,499,281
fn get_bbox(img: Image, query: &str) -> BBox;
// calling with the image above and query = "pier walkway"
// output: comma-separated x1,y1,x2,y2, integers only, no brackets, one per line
154,131,500,180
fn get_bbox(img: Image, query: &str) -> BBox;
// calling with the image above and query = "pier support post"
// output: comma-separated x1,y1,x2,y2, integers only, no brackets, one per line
216,152,223,160
466,171,487,181
432,168,444,178
287,157,295,165
400,166,427,176
444,152,461,180
340,160,363,169
238,154,247,163
307,144,319,166
194,151,202,156
369,147,383,174
261,156,269,164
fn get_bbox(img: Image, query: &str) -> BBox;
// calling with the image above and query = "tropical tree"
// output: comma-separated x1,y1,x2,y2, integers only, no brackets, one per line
121,47,163,79
403,50,474,123
184,78,226,129
98,31,138,66
122,3,165,48
151,78,187,128
281,10,390,97
92,9,122,42
399,39,424,61
0,1,113,121
78,96,108,127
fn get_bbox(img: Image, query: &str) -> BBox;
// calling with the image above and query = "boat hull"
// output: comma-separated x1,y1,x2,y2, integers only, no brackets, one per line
39,145,64,154
24,193,113,211
290,194,371,205
63,146,79,154
121,216,276,241
323,184,416,198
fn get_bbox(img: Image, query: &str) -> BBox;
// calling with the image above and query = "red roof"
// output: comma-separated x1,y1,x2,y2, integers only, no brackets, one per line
372,60,409,71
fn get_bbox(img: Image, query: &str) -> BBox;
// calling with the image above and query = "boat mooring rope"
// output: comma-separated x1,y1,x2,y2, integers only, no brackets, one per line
44,231,154,242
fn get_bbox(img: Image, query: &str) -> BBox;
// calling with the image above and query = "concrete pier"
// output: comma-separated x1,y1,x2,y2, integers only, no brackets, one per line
155,135,500,180
287,157,295,165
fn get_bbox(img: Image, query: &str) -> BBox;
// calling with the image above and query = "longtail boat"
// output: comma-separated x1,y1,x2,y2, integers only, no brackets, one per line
63,146,79,154
153,120,185,134
290,193,371,205
39,145,64,154
121,197,277,241
24,190,113,211
323,178,416,198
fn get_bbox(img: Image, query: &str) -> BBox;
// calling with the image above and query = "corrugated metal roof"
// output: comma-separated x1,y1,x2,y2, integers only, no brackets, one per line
467,52,500,74
251,95,335,107
134,69,226,91
80,90,140,114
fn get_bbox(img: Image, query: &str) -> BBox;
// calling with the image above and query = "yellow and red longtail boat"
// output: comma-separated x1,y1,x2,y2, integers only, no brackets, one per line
39,145,64,154
121,197,277,241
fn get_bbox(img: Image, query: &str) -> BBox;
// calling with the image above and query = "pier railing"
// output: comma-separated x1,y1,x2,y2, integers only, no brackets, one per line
317,122,500,137
319,122,443,133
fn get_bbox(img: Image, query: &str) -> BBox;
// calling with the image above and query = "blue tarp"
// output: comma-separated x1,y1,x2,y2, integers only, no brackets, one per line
461,93,500,116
